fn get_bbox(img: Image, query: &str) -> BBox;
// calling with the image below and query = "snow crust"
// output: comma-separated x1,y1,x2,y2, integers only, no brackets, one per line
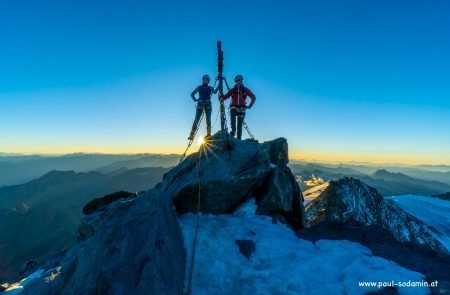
179,198,428,295
388,194,450,251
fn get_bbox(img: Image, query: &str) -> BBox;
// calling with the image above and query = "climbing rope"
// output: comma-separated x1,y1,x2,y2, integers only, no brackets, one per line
180,111,204,163
226,105,255,140
211,107,221,130
187,147,203,295
242,120,254,140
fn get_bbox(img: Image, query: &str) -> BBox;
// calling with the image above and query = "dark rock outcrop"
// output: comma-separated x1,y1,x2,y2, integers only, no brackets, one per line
0,284,7,292
254,167,305,229
263,137,289,167
305,177,450,256
159,131,305,229
19,261,38,277
432,192,450,201
161,131,271,214
236,240,256,259
82,190,137,215
22,189,185,295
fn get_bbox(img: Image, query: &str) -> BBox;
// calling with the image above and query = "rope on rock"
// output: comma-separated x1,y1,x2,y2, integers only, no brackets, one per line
180,111,204,163
187,147,203,295
243,121,254,140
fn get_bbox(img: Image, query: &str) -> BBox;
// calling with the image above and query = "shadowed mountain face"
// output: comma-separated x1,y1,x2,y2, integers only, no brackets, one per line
432,192,450,201
290,163,450,196
0,153,179,186
0,167,170,281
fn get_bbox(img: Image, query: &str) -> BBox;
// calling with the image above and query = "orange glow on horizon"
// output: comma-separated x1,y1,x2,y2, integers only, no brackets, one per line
1,145,449,166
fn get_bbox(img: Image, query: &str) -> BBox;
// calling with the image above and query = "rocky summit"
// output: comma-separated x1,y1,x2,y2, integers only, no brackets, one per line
305,177,450,256
160,131,305,229
9,132,305,294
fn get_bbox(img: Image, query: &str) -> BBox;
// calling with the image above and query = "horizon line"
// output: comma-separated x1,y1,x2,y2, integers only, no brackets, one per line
2,150,450,167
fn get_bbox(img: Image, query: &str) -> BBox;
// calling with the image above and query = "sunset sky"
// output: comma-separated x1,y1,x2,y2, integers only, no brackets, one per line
1,0,449,164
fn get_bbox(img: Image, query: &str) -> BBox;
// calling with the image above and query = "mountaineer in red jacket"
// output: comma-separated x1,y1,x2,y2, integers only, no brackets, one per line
220,74,256,139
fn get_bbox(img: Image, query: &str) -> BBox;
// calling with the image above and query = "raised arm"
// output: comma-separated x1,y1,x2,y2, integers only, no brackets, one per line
221,88,233,100
191,86,199,102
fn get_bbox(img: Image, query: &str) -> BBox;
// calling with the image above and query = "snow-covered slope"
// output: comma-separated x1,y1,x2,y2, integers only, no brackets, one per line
302,182,330,207
2,269,44,294
179,199,428,295
387,194,450,252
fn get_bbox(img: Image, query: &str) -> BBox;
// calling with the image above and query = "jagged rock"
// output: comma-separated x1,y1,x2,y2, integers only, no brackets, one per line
23,189,185,295
0,283,8,292
254,166,305,229
161,131,271,214
77,212,103,241
235,240,256,259
160,131,305,228
305,177,450,256
82,191,137,215
263,137,289,167
19,261,38,277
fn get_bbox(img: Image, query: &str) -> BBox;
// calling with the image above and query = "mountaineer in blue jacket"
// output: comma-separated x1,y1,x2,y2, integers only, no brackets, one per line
188,74,218,140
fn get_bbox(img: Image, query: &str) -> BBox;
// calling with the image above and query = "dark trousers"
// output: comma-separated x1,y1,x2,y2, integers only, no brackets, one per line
191,104,212,136
230,107,245,139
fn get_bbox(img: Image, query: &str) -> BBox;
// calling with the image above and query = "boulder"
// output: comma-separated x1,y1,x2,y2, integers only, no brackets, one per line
159,131,305,229
82,191,137,215
23,189,186,295
254,166,305,229
160,131,271,214
235,240,256,259
263,137,289,167
305,177,450,256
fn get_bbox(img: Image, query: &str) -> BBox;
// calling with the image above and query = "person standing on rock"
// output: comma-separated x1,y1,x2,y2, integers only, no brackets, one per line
188,74,218,140
220,74,256,140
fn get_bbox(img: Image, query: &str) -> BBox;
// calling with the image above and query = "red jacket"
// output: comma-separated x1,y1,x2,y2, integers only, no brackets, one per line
222,86,256,107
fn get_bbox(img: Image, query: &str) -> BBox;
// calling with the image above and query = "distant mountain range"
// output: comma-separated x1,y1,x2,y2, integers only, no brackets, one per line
0,153,179,186
290,163,450,196
0,167,170,281
0,153,449,282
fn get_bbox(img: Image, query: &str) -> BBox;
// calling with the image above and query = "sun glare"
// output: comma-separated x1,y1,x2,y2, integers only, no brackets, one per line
197,136,205,146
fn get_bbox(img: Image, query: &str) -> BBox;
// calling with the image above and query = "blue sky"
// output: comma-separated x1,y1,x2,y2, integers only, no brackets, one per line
1,0,449,164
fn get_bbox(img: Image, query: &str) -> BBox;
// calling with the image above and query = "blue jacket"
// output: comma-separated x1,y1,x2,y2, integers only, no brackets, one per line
191,84,218,103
